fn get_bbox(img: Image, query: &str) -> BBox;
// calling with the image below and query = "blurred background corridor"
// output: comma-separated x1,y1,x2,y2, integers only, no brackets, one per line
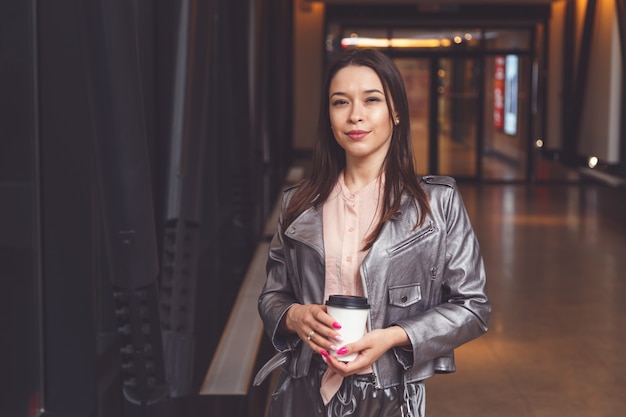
1,0,625,416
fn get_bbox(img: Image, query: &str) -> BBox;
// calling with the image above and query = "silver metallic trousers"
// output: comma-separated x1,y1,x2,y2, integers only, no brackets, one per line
267,359,425,417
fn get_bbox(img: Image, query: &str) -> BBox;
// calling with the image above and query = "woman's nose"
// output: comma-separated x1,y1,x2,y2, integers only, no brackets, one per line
349,104,364,123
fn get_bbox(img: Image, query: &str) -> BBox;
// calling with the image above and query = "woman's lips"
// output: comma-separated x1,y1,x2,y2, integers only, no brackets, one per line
346,130,369,140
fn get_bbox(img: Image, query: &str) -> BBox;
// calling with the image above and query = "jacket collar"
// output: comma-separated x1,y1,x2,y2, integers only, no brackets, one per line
285,192,414,243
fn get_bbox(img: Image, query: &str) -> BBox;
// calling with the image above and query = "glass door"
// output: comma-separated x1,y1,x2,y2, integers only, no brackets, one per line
437,57,480,178
395,56,480,179
394,58,431,175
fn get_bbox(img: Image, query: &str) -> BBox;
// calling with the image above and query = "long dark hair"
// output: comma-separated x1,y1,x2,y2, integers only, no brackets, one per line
284,48,431,249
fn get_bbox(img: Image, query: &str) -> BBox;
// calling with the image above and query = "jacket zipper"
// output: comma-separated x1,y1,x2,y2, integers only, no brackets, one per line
427,266,439,306
388,221,435,256
360,263,382,389
371,363,380,389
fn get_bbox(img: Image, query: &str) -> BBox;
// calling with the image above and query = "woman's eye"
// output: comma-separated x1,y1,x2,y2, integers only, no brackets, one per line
332,99,348,106
366,96,382,103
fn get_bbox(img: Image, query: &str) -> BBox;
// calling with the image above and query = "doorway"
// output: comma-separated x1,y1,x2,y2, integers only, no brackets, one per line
325,22,541,182
395,56,481,179
394,53,531,181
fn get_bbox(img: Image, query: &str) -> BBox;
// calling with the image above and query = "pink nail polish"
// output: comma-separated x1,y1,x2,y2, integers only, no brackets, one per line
337,347,348,355
320,349,329,357
332,322,342,329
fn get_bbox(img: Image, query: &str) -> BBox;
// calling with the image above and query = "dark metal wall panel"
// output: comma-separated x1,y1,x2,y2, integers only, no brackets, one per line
158,0,213,399
1,0,296,415
37,0,97,413
0,3,41,415
80,0,168,409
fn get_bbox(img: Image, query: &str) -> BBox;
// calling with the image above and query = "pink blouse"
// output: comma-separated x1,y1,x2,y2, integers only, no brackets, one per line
322,172,384,302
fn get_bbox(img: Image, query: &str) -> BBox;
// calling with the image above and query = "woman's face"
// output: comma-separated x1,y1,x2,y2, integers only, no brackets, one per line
328,65,395,167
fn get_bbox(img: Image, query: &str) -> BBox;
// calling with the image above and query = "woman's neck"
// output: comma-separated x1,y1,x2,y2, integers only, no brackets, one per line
342,164,383,194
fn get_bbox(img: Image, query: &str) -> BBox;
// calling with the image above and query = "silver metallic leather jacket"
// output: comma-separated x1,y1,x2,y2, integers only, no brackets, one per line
256,175,490,389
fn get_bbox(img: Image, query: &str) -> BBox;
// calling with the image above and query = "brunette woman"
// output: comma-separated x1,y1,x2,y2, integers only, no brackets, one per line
255,48,490,417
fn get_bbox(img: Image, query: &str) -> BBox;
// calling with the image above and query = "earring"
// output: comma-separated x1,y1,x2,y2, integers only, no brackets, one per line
394,118,400,126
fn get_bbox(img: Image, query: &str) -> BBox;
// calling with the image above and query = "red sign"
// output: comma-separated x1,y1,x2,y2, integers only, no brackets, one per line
494,56,505,131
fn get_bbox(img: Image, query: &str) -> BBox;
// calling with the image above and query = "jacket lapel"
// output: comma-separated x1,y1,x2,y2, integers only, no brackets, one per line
285,205,324,257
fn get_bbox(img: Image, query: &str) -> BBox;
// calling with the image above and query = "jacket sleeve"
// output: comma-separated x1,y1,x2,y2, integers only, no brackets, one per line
257,190,301,352
393,182,490,370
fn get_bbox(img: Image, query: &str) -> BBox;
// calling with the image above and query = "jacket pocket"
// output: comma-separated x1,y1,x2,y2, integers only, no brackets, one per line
388,283,422,307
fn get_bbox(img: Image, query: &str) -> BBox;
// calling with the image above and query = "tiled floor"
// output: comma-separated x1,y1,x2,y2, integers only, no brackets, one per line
426,180,626,417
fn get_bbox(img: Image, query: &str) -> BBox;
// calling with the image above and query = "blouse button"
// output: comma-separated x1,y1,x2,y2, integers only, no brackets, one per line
348,227,354,232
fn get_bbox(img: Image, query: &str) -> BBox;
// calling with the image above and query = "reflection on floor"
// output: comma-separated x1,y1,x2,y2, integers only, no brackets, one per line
426,178,626,417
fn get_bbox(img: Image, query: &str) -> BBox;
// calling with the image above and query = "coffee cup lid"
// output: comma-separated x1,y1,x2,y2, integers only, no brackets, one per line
326,295,370,309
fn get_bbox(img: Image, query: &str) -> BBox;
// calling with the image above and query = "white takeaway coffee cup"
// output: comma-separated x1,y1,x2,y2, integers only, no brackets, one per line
326,295,370,362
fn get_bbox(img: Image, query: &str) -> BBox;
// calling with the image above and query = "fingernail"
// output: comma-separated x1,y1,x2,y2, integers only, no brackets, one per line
321,354,328,363
329,345,337,351
337,347,348,355
320,349,329,357
334,335,344,342
332,322,342,329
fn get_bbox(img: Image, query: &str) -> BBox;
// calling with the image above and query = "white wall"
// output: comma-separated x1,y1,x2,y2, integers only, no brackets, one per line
578,0,622,162
546,0,566,151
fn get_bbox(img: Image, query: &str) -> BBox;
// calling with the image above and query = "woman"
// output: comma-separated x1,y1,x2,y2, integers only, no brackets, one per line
254,48,490,417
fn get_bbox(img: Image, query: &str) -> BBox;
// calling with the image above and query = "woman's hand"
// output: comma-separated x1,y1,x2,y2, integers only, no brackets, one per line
322,326,410,377
284,304,344,355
